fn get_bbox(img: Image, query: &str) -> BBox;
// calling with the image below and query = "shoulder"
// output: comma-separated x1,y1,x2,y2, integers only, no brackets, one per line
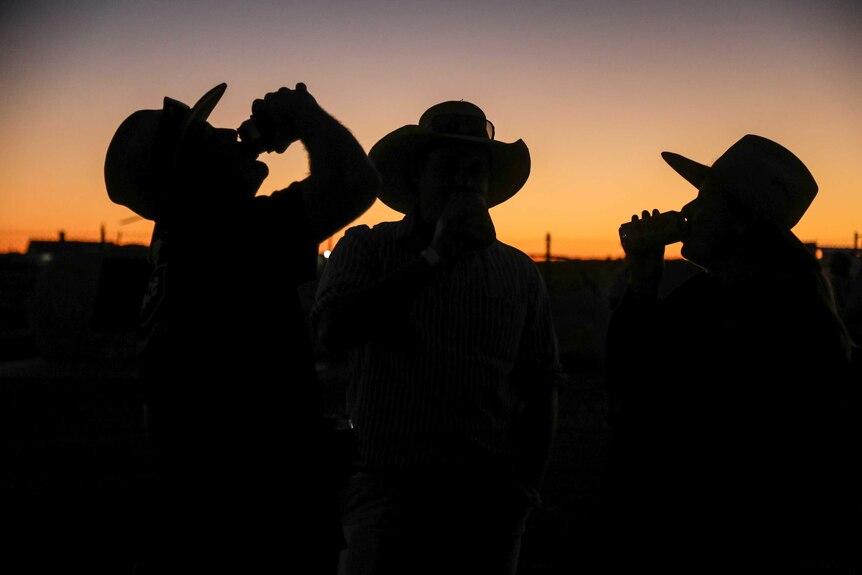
343,219,404,237
326,224,373,260
664,270,714,300
230,182,314,245
328,221,405,263
341,223,372,239
258,181,304,204
338,220,401,246
657,270,716,321
249,182,307,224
493,241,539,267
477,242,546,299
336,220,409,253
490,242,544,282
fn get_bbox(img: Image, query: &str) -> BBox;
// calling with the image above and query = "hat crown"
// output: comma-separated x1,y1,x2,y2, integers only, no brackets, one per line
418,101,495,140
712,135,817,229
662,134,817,231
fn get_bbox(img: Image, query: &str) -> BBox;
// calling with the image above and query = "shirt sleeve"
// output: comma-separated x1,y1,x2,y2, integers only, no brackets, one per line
310,224,376,328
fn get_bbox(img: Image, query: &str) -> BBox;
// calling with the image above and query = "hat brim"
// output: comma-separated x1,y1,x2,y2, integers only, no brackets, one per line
176,83,226,147
369,125,531,214
661,147,804,249
661,151,712,190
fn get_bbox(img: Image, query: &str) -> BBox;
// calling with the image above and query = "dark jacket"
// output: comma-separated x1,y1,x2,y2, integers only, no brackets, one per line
604,258,859,571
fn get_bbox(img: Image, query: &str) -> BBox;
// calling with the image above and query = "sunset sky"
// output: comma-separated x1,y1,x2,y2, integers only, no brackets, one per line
1,0,860,259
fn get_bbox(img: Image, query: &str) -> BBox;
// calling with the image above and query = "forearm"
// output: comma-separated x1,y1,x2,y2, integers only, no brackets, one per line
604,286,659,425
626,251,665,296
298,108,379,241
605,285,659,357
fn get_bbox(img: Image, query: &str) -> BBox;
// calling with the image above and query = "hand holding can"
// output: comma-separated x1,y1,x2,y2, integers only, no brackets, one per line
239,83,315,155
619,209,686,254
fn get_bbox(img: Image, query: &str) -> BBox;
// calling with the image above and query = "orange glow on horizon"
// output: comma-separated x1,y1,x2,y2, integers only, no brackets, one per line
2,2,860,260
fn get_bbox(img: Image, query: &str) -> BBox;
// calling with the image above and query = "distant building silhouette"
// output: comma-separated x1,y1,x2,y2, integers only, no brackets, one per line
0,237,150,362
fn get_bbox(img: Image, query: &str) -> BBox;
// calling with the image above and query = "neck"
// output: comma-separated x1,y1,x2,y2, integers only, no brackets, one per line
414,204,437,242
704,254,761,288
704,227,816,289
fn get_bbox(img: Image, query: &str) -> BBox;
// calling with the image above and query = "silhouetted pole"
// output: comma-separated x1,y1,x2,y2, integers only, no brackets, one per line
117,215,144,245
544,232,552,296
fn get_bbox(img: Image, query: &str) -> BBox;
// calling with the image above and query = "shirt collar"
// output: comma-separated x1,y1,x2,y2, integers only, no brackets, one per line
394,205,433,246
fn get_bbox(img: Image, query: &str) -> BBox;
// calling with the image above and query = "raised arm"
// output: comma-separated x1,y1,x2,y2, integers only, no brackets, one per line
250,83,379,243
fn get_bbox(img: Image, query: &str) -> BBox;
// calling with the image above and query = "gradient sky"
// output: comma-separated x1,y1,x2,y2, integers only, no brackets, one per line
1,0,860,259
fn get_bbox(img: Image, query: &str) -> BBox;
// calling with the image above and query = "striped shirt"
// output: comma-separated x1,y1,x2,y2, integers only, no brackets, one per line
313,210,564,475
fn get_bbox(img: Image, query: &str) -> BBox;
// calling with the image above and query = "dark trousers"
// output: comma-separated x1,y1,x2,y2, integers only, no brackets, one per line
339,471,531,575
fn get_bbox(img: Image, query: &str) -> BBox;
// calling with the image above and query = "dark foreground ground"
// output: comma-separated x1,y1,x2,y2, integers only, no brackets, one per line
519,368,611,574
0,356,610,574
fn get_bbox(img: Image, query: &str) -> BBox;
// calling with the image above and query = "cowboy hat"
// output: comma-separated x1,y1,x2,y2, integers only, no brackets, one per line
368,101,531,214
661,134,817,230
104,83,227,220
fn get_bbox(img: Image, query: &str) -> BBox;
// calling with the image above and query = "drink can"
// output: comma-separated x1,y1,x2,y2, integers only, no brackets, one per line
619,210,687,251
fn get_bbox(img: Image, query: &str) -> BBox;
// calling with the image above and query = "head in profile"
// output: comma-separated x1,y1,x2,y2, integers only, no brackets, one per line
104,83,267,224
662,134,818,273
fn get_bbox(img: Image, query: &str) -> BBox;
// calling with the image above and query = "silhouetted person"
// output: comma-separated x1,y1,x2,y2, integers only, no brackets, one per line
828,251,862,347
604,135,860,573
312,101,564,575
105,82,378,573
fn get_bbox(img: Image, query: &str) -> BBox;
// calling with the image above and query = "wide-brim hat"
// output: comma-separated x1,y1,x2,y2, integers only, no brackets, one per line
369,101,531,214
661,134,817,230
104,83,227,220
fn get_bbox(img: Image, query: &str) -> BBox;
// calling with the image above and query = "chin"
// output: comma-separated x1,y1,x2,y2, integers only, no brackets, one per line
254,159,269,180
681,242,719,271
243,161,268,196
680,242,699,264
